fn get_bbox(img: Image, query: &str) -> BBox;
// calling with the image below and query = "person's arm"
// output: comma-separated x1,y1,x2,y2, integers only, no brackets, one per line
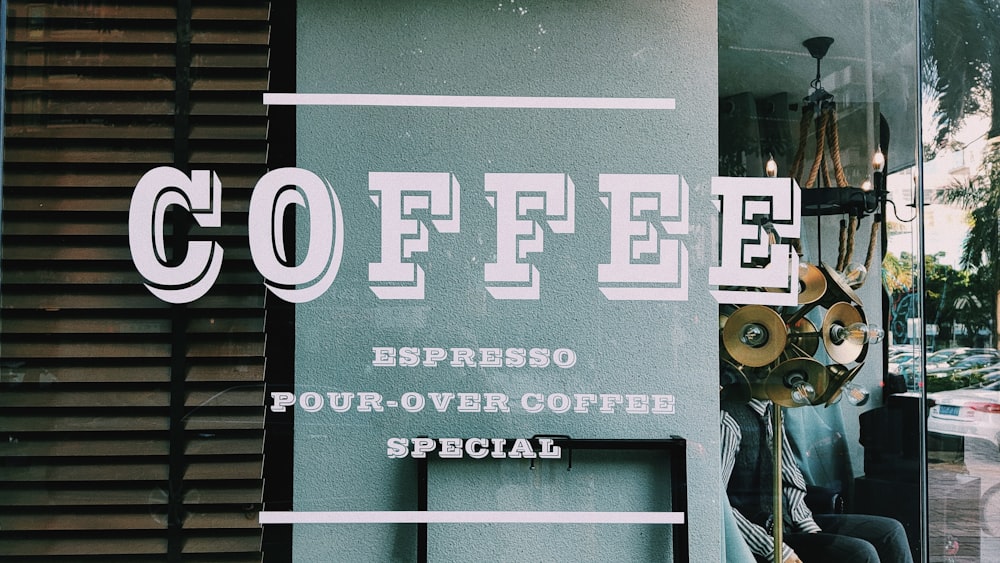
779,420,822,534
722,410,801,561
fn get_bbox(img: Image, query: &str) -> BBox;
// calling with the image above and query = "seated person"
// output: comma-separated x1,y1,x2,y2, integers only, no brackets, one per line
722,394,913,563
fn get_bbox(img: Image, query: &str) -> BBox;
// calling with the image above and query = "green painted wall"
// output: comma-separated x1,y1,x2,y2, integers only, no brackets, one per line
293,1,720,560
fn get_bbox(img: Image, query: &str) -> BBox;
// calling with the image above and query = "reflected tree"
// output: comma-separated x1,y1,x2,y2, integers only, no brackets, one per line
924,0,1000,345
922,0,1000,145
936,155,1000,346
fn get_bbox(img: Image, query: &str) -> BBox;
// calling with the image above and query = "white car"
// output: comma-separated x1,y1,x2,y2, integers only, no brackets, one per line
928,380,1000,450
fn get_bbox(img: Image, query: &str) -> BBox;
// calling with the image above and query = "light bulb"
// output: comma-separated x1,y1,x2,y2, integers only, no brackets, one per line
785,372,816,405
871,147,885,172
842,263,867,289
843,383,870,406
740,323,769,347
860,179,873,192
765,155,778,178
830,322,884,345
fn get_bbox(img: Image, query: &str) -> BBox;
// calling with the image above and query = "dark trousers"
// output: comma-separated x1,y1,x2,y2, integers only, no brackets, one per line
780,514,913,563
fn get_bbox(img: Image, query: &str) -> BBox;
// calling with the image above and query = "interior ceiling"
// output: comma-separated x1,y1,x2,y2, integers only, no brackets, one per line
718,0,918,171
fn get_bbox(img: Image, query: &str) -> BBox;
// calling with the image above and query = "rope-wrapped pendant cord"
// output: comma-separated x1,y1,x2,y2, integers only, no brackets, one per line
806,110,828,189
820,110,833,188
836,219,848,271
825,104,849,188
791,104,813,184
864,219,881,274
843,215,859,269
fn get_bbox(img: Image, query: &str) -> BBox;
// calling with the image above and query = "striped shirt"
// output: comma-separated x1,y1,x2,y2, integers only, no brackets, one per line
721,399,822,561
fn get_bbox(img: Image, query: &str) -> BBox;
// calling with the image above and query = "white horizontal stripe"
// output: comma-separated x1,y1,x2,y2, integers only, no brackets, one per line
263,93,675,110
259,510,684,524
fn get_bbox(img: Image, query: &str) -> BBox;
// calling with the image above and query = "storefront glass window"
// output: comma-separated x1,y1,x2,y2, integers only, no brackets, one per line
720,1,925,561
921,3,1000,561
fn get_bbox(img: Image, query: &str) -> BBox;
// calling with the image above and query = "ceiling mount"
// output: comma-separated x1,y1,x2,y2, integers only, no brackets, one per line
803,36,834,60
803,36,835,103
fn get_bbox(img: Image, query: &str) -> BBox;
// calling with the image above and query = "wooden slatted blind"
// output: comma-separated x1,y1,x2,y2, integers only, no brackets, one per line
1,1,285,560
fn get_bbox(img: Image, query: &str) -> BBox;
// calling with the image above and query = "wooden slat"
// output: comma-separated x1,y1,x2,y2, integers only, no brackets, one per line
192,52,270,69
7,3,177,20
6,96,176,115
0,293,265,310
186,435,264,456
7,26,177,44
0,387,265,409
2,435,264,457
7,74,268,93
1,341,173,358
190,99,267,117
187,365,265,383
0,390,168,408
1,195,254,212
1,169,262,188
2,487,172,507
190,77,270,92
192,30,269,47
190,123,267,139
0,365,265,384
5,3,270,23
5,124,174,140
181,533,263,554
192,6,270,21
186,387,265,408
1,219,255,237
0,244,255,262
0,462,170,482
184,412,264,431
182,484,263,505
0,315,264,334
0,510,168,531
0,269,261,288
0,268,145,285
6,48,176,68
0,536,168,557
1,366,173,384
182,511,263,529
0,459,263,482
7,50,267,70
6,145,174,163
6,74,176,92
184,459,263,480
0,415,170,432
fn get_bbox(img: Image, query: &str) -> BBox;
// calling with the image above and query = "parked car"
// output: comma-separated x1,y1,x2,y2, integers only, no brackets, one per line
951,365,1000,384
898,347,997,380
927,353,1000,379
929,380,1000,451
888,352,920,375
925,348,997,371
888,345,918,362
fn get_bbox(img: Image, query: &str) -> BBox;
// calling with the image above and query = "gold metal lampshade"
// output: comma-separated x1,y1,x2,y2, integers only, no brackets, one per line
818,262,863,308
819,363,865,406
821,302,866,364
798,262,827,305
787,317,820,357
758,357,829,407
722,305,788,368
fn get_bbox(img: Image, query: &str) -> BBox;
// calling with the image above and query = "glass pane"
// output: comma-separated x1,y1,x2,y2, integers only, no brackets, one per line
922,3,1000,561
719,1,922,561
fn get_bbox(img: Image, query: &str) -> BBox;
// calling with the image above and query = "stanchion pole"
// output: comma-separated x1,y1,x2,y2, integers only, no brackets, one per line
773,404,783,563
